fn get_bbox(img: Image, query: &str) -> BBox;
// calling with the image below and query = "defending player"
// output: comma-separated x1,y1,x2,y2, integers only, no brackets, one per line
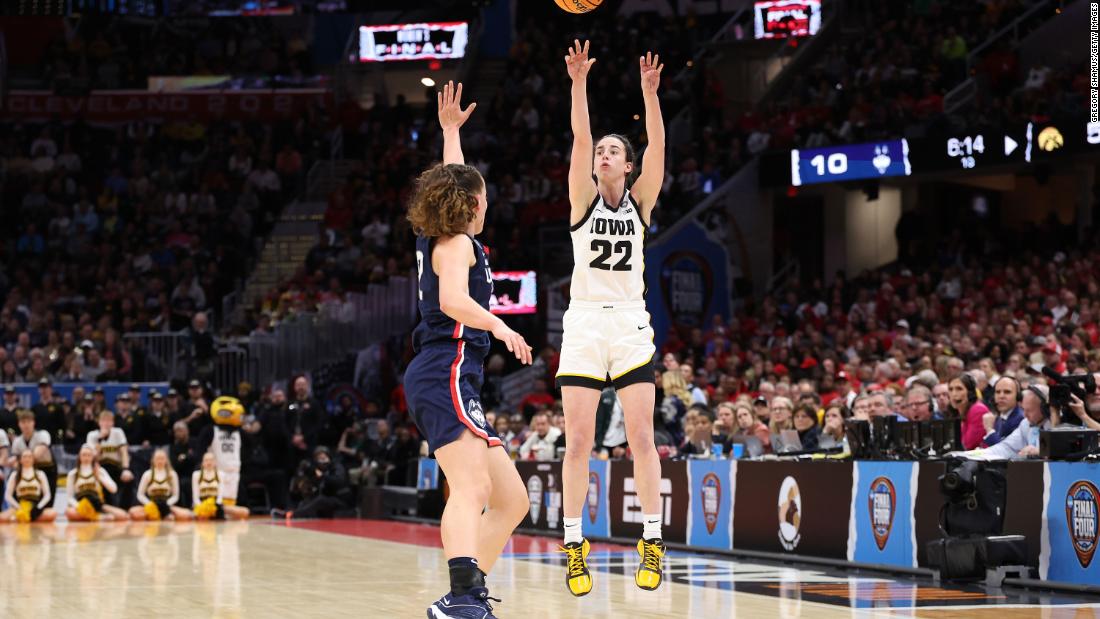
404,81,532,619
557,41,667,595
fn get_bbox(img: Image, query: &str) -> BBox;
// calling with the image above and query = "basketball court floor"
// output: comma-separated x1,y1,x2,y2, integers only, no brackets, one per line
0,519,1097,618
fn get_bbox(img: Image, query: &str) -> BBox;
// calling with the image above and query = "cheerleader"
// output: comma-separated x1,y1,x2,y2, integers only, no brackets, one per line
191,453,249,521
129,449,192,521
9,410,58,501
65,444,129,521
1,450,56,523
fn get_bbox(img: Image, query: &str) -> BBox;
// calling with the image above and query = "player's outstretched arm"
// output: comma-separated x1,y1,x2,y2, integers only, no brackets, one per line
435,235,533,365
632,51,665,219
438,80,476,165
565,39,598,221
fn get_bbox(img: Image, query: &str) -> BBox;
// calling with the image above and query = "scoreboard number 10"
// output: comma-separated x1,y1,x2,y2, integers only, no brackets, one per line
810,153,848,176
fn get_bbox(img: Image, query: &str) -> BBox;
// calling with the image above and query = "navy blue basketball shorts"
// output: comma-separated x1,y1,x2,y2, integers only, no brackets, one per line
404,341,502,457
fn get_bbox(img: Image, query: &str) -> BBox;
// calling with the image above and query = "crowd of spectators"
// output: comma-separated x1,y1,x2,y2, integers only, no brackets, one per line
32,17,315,92
485,244,1100,463
0,105,330,380
747,0,1083,152
260,9,745,327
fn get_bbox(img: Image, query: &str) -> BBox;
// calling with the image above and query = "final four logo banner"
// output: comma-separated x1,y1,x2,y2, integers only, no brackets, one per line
1039,462,1100,585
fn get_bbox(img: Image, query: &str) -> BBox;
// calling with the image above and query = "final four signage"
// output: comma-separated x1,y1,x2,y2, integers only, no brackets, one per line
587,471,601,525
869,477,897,551
1066,480,1099,568
701,473,721,535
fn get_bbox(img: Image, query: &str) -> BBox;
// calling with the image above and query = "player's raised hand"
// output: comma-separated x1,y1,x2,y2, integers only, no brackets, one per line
437,80,476,131
564,39,596,82
639,51,663,94
491,321,534,365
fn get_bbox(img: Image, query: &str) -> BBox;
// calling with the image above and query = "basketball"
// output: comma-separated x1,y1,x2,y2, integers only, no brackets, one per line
554,0,603,14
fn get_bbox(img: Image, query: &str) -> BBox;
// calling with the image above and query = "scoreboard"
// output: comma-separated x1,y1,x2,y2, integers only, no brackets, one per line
770,118,1100,187
791,139,910,186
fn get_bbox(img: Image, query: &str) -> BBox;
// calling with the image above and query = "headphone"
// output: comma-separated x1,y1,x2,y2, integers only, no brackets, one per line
1026,385,1051,419
994,375,1022,404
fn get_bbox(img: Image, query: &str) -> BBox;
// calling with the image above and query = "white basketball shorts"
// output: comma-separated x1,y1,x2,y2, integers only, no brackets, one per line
555,300,656,391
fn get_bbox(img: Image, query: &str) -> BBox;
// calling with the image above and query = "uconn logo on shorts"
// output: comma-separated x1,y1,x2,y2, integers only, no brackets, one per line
467,399,486,428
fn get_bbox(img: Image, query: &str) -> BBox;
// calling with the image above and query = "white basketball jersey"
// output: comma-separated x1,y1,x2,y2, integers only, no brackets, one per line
569,189,647,303
212,427,241,472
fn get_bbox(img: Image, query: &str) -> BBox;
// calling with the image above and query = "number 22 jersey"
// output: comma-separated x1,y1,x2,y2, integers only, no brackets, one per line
569,189,647,303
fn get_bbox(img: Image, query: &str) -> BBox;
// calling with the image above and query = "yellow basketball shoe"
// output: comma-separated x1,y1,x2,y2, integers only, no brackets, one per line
559,538,593,597
635,538,665,590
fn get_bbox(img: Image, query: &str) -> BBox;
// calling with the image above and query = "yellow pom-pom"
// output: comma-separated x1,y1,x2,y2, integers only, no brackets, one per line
15,500,33,523
77,497,99,521
221,498,236,506
144,501,162,521
194,498,217,520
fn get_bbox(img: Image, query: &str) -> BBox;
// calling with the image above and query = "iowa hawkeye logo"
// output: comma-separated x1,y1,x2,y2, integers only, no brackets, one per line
868,477,897,551
1065,480,1099,569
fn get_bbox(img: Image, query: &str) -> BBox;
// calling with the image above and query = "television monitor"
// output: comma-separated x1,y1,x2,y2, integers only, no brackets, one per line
489,270,537,315
358,22,469,62
753,0,821,40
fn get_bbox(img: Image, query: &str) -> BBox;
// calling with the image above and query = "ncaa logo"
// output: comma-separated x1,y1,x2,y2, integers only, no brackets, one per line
467,399,486,427
587,472,600,525
701,473,721,535
1065,480,1099,568
868,477,896,551
526,476,543,525
777,476,802,551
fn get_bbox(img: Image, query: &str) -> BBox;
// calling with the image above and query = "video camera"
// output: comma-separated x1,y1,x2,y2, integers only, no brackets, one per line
1042,366,1097,425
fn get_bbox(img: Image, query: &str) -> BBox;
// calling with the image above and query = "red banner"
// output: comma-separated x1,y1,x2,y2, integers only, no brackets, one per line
3,89,333,122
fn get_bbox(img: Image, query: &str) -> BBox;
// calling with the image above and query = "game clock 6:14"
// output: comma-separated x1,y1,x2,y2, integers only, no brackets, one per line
946,135,985,169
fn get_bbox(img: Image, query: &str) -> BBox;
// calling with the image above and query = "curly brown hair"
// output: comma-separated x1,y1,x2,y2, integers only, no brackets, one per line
406,163,484,238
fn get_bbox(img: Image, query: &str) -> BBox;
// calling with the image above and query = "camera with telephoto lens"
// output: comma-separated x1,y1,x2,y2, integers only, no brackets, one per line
1043,366,1096,425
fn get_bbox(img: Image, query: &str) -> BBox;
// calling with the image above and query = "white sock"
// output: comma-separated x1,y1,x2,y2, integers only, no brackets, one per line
642,514,662,541
563,517,583,545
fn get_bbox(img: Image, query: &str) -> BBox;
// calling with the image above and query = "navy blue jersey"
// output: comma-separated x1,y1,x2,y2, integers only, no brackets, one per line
412,234,493,357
